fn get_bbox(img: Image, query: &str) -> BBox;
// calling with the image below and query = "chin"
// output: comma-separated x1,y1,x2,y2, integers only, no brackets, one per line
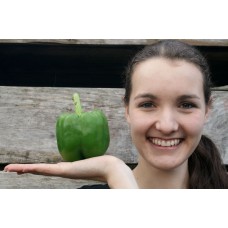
148,157,188,171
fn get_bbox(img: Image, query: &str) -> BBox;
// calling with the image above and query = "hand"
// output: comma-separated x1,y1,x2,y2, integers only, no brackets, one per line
4,162,71,176
4,155,138,189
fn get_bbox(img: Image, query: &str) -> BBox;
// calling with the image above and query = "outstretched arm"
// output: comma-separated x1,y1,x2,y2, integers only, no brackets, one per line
4,155,138,189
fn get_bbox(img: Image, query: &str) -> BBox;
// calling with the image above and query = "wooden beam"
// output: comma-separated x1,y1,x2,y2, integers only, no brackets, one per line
0,171,102,189
0,86,227,165
0,39,228,46
212,85,228,91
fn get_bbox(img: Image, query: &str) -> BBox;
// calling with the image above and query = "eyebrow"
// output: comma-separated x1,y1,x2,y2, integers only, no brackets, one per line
134,93,158,100
134,93,201,100
177,94,201,100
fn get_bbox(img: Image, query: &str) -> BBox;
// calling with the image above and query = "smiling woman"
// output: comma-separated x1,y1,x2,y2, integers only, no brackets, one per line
125,57,211,188
4,40,228,189
123,40,227,188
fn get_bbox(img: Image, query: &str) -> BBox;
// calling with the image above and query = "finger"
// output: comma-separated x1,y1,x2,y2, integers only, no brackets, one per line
4,164,52,174
4,164,33,173
4,164,26,172
4,163,66,176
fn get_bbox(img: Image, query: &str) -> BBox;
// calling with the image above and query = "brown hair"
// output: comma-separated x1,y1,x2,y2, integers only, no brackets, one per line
123,40,228,188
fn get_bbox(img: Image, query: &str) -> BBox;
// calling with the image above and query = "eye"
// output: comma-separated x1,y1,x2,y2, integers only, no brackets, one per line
180,102,196,109
139,102,156,109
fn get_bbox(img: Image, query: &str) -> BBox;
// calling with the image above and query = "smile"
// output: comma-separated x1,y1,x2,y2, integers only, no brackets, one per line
147,137,182,147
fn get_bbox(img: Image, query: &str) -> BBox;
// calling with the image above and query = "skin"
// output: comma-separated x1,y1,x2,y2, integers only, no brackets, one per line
4,155,138,189
4,57,210,189
126,57,210,188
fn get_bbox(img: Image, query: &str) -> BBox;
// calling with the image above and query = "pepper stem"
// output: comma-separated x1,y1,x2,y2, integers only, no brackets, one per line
73,93,82,116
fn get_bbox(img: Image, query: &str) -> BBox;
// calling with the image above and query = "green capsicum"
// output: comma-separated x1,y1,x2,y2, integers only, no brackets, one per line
56,93,110,162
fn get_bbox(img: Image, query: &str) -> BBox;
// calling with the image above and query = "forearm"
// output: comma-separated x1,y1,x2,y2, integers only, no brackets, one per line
58,155,139,188
57,155,115,182
4,155,139,188
4,155,114,181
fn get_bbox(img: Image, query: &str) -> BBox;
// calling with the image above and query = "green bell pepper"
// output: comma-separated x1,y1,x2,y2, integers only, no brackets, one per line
56,93,110,162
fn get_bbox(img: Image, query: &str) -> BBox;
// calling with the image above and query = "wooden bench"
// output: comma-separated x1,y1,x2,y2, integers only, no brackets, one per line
0,85,227,188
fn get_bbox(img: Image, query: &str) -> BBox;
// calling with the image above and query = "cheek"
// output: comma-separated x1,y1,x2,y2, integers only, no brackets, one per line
128,112,152,138
183,113,206,137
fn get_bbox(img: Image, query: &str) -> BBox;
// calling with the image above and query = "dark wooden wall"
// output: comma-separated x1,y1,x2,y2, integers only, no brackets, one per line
0,39,227,88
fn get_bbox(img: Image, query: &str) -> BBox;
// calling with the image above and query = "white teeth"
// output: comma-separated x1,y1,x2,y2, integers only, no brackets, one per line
151,138,181,147
161,141,166,146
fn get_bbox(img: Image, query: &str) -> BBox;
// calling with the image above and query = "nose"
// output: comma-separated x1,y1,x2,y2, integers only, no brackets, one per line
155,109,179,134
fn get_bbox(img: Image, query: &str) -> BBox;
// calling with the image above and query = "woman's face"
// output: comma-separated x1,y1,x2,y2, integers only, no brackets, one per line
125,57,210,171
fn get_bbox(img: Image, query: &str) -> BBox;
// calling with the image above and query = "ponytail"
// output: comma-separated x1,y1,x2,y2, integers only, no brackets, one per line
188,135,228,188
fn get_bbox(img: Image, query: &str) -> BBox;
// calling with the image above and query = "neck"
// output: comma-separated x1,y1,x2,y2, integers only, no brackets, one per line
133,157,189,189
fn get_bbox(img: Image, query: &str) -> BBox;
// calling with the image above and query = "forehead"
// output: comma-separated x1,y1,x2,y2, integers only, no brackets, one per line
131,57,204,95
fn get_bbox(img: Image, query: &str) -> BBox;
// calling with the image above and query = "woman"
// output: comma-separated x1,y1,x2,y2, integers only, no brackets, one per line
4,40,228,188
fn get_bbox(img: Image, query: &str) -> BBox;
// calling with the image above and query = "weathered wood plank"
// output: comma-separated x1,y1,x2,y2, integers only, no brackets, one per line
0,39,228,46
203,91,228,163
0,86,135,163
212,85,228,91
0,171,102,189
0,86,227,164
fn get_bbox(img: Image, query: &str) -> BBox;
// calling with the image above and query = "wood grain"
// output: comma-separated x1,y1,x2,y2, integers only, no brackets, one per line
212,85,228,91
0,39,228,46
0,171,102,189
0,86,227,165
0,86,135,163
